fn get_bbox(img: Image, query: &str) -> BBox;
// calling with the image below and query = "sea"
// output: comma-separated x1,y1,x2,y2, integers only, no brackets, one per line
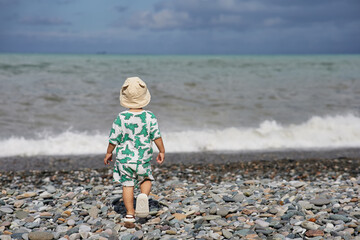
0,54,360,157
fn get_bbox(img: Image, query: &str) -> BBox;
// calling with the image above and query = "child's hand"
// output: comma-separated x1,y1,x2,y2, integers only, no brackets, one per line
104,153,113,165
156,152,165,165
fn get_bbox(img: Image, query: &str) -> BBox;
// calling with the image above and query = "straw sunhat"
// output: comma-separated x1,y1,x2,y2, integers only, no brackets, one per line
120,77,151,108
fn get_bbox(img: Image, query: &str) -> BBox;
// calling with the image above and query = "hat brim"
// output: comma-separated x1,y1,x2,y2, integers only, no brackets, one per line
120,89,151,108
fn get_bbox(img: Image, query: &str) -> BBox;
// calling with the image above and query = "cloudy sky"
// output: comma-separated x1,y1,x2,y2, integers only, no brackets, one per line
0,0,359,54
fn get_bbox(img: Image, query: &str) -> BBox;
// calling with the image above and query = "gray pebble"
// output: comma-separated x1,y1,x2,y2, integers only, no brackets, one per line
28,232,54,240
0,207,13,214
222,229,233,239
216,206,229,217
310,198,331,206
329,214,351,222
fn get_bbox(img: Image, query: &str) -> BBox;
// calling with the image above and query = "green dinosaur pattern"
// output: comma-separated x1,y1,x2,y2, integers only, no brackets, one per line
119,156,131,163
142,162,150,168
122,165,134,175
114,116,122,126
135,112,147,123
134,136,145,148
138,147,149,160
147,148,153,155
150,129,158,140
116,146,121,156
121,133,133,143
147,111,156,119
138,172,149,177
121,112,133,120
138,124,148,137
113,166,120,174
120,174,132,182
121,145,135,156
109,128,115,137
125,123,138,134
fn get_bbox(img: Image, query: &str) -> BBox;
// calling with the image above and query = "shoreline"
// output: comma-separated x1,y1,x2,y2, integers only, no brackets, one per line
1,147,360,172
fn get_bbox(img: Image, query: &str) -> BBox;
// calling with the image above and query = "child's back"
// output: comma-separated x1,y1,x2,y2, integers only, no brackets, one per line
109,109,161,186
104,77,165,228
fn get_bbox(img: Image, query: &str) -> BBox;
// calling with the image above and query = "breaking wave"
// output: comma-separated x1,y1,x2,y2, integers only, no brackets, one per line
1,114,359,157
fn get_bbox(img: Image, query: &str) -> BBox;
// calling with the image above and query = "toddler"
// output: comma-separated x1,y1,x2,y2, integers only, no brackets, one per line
104,77,165,228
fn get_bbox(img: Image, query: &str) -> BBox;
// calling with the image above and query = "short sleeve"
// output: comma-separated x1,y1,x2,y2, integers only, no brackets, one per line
149,113,161,141
109,115,123,145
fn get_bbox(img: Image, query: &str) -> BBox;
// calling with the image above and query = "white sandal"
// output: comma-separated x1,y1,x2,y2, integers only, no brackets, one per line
123,214,135,223
135,193,149,218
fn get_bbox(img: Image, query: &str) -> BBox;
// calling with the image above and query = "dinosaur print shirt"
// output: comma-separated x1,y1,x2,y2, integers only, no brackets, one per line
109,110,161,164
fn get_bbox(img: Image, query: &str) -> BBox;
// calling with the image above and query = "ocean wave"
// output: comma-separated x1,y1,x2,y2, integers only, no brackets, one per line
1,114,359,157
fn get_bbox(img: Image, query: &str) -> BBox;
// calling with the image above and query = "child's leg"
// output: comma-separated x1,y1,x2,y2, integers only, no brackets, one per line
122,186,135,215
140,179,152,195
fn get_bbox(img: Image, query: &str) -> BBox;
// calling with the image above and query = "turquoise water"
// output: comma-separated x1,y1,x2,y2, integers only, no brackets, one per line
0,54,360,156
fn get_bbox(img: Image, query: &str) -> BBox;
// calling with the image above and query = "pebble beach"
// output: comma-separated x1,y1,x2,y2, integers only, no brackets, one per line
1,151,360,240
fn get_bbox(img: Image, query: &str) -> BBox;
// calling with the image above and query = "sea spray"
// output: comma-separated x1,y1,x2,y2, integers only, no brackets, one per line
1,114,359,157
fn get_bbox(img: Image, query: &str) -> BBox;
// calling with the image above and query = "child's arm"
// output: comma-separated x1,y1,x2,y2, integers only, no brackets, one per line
104,143,116,165
154,137,165,164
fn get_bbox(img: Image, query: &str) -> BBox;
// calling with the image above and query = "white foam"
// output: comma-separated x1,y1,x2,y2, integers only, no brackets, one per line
164,114,360,152
0,131,108,157
1,114,360,157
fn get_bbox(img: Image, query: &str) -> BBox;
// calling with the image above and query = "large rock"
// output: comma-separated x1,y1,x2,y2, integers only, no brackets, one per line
310,198,331,206
305,230,324,237
28,232,54,240
16,192,37,199
222,229,233,238
209,192,223,203
301,221,320,230
216,206,229,217
329,214,351,222
256,219,270,228
88,206,99,218
233,192,245,202
0,207,13,214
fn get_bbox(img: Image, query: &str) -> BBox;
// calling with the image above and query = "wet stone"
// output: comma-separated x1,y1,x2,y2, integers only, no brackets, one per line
67,219,75,226
222,229,233,238
310,198,331,206
305,229,324,237
28,232,54,240
13,200,25,208
255,227,273,235
216,206,229,217
0,207,13,214
10,233,25,240
301,221,320,230
15,210,28,219
223,196,235,202
210,192,223,203
329,214,351,222
256,219,270,228
1,222,11,227
25,222,40,229
209,205,217,214
233,192,245,202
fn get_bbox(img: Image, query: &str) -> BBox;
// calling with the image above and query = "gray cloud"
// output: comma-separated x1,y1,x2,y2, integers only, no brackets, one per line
1,0,359,54
19,17,71,26
115,5,128,13
125,0,360,31
0,0,20,5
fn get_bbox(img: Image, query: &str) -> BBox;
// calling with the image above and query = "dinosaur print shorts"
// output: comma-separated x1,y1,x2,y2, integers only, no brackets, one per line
113,159,154,187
